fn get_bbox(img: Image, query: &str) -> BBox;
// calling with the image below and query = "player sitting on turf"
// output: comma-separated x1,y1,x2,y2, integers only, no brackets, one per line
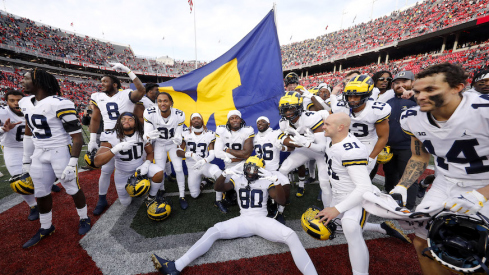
151,156,318,275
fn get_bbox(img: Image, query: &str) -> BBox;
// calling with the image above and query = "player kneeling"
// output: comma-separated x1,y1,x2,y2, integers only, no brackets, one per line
94,112,163,208
151,156,318,275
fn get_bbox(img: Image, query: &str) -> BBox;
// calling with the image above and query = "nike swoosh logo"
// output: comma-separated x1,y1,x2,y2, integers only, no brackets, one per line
40,234,44,238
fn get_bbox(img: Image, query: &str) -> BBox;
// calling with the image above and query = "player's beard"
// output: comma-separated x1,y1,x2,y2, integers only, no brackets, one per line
258,125,269,133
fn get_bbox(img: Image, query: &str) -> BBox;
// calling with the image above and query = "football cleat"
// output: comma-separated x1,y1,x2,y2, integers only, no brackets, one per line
51,184,61,193
147,201,171,221
156,190,167,204
296,187,305,197
214,200,228,214
23,225,55,249
9,173,34,195
223,190,237,206
126,170,151,197
301,206,338,240
275,212,286,225
417,174,435,198
28,205,39,221
151,254,180,275
93,195,108,216
145,195,156,208
381,221,411,243
179,197,188,210
79,217,91,235
84,149,99,169
267,198,278,218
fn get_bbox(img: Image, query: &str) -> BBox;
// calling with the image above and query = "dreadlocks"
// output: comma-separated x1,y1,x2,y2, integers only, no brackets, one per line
112,112,143,142
30,68,60,96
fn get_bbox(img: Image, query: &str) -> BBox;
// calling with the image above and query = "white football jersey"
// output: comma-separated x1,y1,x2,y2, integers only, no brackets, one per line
182,128,216,163
215,125,255,151
139,96,156,109
401,93,489,180
325,133,369,193
230,174,274,217
279,111,324,135
90,89,137,130
370,88,395,102
253,128,282,171
143,107,185,146
0,105,25,148
19,95,81,148
101,130,147,173
332,100,391,144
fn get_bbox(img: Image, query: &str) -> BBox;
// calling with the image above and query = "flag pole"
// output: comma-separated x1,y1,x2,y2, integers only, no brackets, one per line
193,1,198,69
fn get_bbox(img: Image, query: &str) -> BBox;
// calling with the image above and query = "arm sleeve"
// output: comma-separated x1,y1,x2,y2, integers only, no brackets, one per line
307,132,327,153
335,165,373,213
143,109,155,135
205,150,215,162
214,137,226,159
22,135,35,164
330,95,339,113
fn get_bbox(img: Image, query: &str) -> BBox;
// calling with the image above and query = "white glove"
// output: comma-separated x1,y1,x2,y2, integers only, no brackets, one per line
145,130,161,142
367,157,376,172
301,88,313,99
304,129,315,143
171,135,182,145
22,163,30,174
109,62,131,73
88,133,99,152
61,157,78,182
110,141,134,154
222,168,237,177
258,168,278,183
389,185,408,207
224,156,232,164
444,190,487,215
185,152,203,162
290,134,310,148
193,159,206,170
137,160,151,176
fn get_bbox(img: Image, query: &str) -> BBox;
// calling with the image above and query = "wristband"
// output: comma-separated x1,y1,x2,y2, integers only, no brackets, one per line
127,71,137,81
68,157,78,167
90,133,97,142
185,152,193,158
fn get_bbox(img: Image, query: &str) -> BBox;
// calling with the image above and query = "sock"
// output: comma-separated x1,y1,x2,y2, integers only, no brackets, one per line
298,176,305,188
98,172,111,195
40,211,53,229
176,171,185,197
76,205,88,219
363,222,386,234
98,194,107,202
22,194,37,207
149,180,162,196
216,191,223,201
284,232,318,275
278,205,285,213
175,227,221,271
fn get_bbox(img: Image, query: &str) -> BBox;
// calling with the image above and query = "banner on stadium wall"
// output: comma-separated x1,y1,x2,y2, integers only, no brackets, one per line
154,9,283,131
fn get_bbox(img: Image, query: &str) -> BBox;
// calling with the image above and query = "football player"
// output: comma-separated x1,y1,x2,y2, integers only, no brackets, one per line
277,92,331,203
316,113,372,275
134,82,159,123
0,90,38,220
284,72,299,91
390,63,489,274
94,112,163,206
20,69,90,248
468,69,489,95
306,83,332,112
370,71,394,102
331,75,391,176
143,92,188,209
151,156,318,275
214,110,255,206
89,62,146,216
175,113,225,211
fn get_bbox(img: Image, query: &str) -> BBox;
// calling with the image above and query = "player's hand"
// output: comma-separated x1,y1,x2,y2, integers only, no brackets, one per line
145,130,161,142
290,134,310,148
304,129,315,143
171,135,182,145
110,141,134,154
136,160,151,176
22,163,31,174
444,190,487,215
258,168,278,183
400,87,414,99
61,158,78,182
192,159,206,170
223,156,232,164
389,185,408,207
1,118,21,132
301,88,313,99
367,157,376,172
331,82,344,96
88,140,99,152
316,207,340,225
109,62,131,73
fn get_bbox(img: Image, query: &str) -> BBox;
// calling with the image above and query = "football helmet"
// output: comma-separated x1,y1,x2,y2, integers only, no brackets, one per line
244,156,265,182
125,170,151,197
301,206,338,240
9,173,34,195
343,75,374,108
84,149,99,169
284,72,299,86
147,200,171,221
279,91,303,121
377,146,393,164
309,87,319,96
424,211,489,274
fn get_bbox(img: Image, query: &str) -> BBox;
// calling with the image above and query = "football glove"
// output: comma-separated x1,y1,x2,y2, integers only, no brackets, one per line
109,62,131,73
222,162,244,177
110,141,134,154
290,134,311,148
258,168,278,184
88,133,99,152
301,88,313,99
137,160,151,176
145,130,161,142
304,129,315,143
171,135,182,145
61,157,78,182
367,157,376,172
192,159,206,170
389,185,408,207
185,152,203,162
444,190,487,215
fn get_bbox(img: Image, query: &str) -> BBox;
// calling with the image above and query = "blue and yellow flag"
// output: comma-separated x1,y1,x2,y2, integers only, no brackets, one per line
157,9,283,131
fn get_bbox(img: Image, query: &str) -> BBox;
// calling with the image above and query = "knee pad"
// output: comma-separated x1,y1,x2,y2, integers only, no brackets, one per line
341,218,362,237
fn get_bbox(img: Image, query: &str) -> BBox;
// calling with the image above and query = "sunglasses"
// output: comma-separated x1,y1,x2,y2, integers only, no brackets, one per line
378,77,392,82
